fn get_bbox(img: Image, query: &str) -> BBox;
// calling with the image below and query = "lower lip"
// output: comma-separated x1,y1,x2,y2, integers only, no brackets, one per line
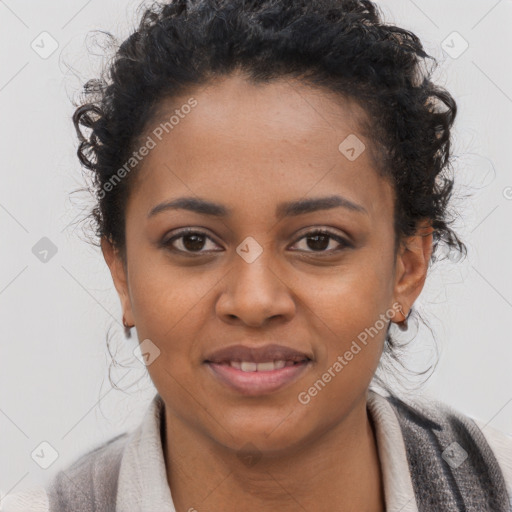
205,361,311,396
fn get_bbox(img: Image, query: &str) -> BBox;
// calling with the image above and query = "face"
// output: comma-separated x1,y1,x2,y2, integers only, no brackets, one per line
103,72,432,454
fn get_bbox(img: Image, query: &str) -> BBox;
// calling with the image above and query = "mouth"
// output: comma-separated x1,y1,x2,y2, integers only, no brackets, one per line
203,344,313,396
211,359,308,371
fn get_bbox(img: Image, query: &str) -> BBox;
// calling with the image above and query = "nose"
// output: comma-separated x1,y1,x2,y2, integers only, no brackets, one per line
215,251,296,328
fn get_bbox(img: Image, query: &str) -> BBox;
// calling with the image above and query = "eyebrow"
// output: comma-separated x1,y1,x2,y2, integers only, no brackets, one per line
147,195,368,219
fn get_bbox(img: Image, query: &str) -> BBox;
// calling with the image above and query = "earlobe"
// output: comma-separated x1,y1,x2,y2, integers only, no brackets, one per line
100,236,134,327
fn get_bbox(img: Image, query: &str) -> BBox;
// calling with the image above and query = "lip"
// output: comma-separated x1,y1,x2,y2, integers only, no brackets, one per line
203,343,313,364
203,343,313,396
205,360,312,396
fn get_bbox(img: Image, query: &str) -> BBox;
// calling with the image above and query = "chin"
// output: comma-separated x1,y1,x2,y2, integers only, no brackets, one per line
209,414,312,455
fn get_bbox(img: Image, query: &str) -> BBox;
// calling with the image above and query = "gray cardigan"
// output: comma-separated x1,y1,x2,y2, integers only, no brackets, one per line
45,392,511,512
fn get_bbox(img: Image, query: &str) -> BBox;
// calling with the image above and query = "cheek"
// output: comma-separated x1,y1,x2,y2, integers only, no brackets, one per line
304,254,394,368
126,262,207,397
299,280,390,417
125,239,218,337
307,249,394,319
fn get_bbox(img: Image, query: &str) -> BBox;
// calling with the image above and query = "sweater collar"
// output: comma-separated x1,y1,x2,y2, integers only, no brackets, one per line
116,393,175,512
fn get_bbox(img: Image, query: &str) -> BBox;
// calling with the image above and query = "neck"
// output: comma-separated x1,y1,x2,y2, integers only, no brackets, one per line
162,393,385,512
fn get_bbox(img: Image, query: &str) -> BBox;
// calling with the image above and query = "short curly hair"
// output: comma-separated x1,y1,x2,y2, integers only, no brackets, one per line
72,0,467,389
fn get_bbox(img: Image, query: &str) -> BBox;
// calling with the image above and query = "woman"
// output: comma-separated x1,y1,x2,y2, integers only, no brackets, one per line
3,0,511,511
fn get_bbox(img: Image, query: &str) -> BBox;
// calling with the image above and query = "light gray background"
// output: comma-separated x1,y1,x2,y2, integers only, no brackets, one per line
1,0,511,495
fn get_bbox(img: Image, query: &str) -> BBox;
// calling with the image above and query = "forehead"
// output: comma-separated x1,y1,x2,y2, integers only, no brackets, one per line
129,73,394,221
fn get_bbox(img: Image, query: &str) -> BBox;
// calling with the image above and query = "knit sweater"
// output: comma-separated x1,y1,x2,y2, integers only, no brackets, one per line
2,390,511,511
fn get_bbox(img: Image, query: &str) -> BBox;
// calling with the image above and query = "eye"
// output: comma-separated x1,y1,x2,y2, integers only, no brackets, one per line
161,228,223,254
289,229,352,254
161,227,352,256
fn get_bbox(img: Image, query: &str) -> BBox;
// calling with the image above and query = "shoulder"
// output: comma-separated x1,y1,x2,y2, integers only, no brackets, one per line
50,431,129,482
472,417,512,498
0,487,49,512
384,390,511,444
0,433,130,512
383,390,512,460
46,432,130,512
382,390,512,509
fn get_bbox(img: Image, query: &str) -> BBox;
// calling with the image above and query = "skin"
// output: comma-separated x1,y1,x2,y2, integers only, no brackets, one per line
102,72,433,512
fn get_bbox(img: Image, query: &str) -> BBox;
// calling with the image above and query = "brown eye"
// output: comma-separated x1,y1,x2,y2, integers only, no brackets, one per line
290,229,352,254
161,229,222,254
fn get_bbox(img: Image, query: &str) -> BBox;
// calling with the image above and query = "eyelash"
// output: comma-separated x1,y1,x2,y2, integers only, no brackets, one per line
161,228,352,256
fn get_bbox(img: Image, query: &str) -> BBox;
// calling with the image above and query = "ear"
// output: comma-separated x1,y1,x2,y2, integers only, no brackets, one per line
101,236,134,326
391,219,433,323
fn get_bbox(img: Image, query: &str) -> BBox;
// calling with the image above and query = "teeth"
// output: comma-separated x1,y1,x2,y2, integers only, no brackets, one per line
231,360,288,372
240,361,258,372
